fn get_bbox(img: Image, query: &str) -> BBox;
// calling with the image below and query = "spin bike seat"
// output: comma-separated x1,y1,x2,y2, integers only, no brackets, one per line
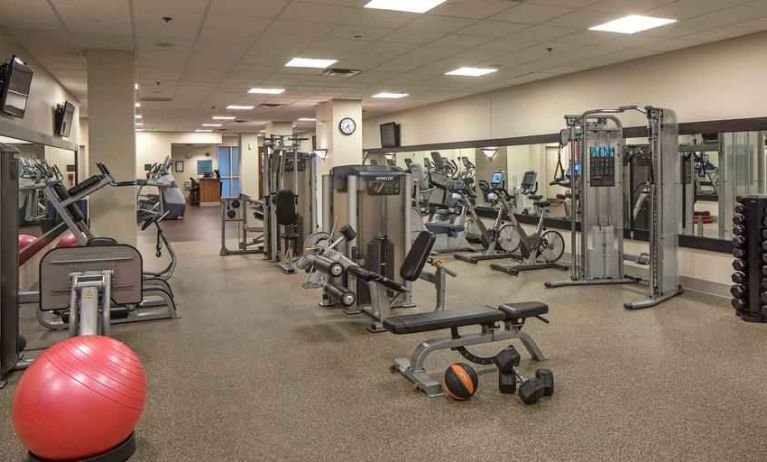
528,194,543,201
534,201,551,208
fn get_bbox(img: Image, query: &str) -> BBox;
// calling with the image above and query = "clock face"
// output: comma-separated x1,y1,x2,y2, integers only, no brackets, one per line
339,117,356,136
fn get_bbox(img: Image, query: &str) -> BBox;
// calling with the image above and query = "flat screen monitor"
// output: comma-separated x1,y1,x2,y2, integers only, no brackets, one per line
380,122,400,148
0,55,33,118
55,101,75,137
491,171,504,186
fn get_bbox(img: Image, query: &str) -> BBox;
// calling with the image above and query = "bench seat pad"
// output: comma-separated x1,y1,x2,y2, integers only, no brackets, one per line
498,302,548,319
384,306,503,334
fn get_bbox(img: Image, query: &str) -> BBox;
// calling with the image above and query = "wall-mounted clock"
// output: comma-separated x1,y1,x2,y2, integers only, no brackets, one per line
339,117,356,136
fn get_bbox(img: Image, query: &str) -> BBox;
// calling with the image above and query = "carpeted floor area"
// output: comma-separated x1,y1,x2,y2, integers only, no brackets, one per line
2,206,766,461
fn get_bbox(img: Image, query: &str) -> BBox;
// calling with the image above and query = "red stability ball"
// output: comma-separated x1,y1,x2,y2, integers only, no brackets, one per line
12,336,147,461
18,234,37,249
56,231,79,248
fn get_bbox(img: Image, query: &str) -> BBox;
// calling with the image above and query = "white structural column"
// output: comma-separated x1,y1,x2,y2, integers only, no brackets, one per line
239,133,261,198
315,99,362,174
266,122,293,138
86,50,137,245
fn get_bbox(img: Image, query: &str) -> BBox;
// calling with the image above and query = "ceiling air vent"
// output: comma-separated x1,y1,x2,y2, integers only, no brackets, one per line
259,103,283,108
321,68,360,77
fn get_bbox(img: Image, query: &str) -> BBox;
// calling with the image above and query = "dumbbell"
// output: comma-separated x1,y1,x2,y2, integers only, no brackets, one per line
731,284,746,299
494,346,554,405
733,259,747,272
733,236,746,249
735,203,746,214
732,272,746,284
733,214,746,226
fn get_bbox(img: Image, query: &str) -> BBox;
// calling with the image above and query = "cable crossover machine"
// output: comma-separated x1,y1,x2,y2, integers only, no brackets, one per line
546,106,683,310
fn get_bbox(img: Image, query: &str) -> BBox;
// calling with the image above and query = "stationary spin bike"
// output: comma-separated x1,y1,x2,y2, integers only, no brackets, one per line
490,171,567,276
455,170,520,264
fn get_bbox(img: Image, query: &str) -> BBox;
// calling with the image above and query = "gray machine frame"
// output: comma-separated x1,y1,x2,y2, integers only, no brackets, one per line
39,244,144,337
319,165,415,331
546,106,683,309
262,136,318,273
220,193,265,256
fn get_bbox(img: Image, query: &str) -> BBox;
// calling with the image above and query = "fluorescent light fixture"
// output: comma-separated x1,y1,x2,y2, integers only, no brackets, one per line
134,83,139,90
213,115,236,120
195,129,213,133
135,122,143,126
136,129,144,132
314,149,328,159
481,147,499,160
589,15,677,34
364,0,447,14
202,123,222,127
285,57,337,69
446,67,498,77
297,117,316,122
135,102,141,108
226,104,255,110
248,87,285,95
135,114,142,119
373,92,409,99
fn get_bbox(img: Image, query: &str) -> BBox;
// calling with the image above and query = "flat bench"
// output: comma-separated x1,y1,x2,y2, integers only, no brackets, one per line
386,302,549,397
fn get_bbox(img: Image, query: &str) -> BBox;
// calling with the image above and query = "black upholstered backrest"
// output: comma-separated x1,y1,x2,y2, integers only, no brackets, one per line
400,231,435,282
276,190,297,225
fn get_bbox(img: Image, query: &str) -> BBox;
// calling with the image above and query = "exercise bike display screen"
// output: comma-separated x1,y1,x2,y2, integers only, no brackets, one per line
491,172,504,187
589,145,616,187
367,176,401,196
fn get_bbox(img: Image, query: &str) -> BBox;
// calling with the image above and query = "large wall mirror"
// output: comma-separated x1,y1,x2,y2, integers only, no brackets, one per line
368,117,767,253
0,135,78,258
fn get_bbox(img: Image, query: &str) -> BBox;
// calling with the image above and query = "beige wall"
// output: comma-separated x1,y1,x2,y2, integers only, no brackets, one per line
364,31,767,148
136,131,222,176
0,25,80,146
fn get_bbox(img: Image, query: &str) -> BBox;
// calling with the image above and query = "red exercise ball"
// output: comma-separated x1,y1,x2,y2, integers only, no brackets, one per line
56,231,79,248
13,336,147,460
18,234,37,249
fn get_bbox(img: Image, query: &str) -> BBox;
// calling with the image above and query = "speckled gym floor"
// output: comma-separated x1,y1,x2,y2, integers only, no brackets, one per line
2,206,767,462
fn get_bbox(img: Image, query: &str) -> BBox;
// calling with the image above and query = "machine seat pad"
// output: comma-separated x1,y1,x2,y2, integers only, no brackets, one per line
498,302,548,319
68,175,103,196
384,306,504,334
424,222,465,234
534,201,551,208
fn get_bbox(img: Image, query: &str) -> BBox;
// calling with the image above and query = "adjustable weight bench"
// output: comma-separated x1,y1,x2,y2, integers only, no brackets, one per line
384,301,549,397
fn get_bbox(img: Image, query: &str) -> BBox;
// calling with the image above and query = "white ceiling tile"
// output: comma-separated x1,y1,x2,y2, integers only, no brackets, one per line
430,0,521,20
0,0,62,30
456,19,530,38
492,2,575,24
209,0,288,18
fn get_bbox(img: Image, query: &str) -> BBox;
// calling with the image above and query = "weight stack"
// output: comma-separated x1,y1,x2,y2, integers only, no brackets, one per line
731,195,767,323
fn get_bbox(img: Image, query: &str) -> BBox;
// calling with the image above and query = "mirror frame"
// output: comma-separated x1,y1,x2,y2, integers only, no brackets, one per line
367,116,767,254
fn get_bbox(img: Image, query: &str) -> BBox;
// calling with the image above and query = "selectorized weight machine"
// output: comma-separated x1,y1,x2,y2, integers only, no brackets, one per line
261,136,318,273
546,106,683,310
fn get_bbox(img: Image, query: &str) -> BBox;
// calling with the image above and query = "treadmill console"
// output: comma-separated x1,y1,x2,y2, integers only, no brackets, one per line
367,176,401,196
491,171,504,188
521,171,537,191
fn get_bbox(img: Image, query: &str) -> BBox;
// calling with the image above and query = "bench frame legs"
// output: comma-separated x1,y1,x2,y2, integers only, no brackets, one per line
391,323,545,397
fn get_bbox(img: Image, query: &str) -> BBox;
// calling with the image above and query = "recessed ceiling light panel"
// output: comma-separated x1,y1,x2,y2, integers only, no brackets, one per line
226,105,255,110
297,117,316,122
202,123,222,127
446,67,498,77
373,92,409,99
213,115,236,120
364,0,447,13
589,15,677,34
248,87,286,95
195,129,213,133
285,57,338,69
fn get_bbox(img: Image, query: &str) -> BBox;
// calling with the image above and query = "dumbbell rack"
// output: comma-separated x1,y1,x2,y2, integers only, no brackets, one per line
732,195,767,322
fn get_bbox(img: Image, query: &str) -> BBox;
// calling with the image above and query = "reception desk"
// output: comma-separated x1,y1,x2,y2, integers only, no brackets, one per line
199,178,221,205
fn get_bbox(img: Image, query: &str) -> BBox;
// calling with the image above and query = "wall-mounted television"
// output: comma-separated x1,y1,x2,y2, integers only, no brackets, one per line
54,101,75,137
380,122,401,148
0,55,33,118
